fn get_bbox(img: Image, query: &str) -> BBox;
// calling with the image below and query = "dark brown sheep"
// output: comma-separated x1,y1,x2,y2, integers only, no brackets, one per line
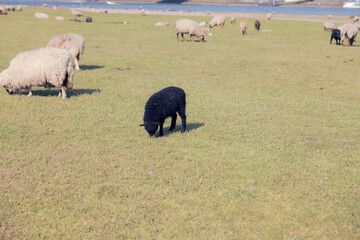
254,20,261,31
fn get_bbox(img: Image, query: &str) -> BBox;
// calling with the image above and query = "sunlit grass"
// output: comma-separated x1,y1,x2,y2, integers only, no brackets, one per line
0,7,359,239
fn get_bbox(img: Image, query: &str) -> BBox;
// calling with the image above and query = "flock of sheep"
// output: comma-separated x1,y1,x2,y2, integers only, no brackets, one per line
0,33,85,99
174,15,262,43
0,6,359,137
324,16,359,46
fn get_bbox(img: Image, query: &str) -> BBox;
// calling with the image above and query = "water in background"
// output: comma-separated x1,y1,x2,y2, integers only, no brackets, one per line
1,0,360,16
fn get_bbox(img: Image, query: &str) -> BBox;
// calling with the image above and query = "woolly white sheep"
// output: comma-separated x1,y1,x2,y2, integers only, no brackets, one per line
55,16,65,21
47,33,85,71
34,12,49,19
72,10,83,16
340,23,358,46
209,15,225,28
267,13,272,20
352,16,359,23
240,20,248,35
202,28,212,36
0,48,73,99
230,17,236,24
324,22,335,30
174,19,204,42
199,21,207,27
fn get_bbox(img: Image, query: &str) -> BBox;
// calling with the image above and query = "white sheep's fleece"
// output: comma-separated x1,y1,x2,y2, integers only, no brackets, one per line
240,20,248,35
209,15,225,28
47,33,85,60
34,12,48,19
199,21,207,27
341,23,358,39
324,22,335,30
175,19,203,38
0,48,73,93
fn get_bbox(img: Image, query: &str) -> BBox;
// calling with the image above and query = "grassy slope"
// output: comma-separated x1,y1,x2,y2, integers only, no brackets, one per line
0,8,359,239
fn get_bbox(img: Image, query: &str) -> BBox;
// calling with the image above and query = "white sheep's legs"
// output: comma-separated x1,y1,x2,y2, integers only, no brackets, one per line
74,58,80,71
58,87,66,99
28,87,32,97
61,86,67,99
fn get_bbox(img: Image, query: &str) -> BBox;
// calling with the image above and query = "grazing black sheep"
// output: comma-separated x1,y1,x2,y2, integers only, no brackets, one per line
86,16,92,22
330,29,341,45
140,86,186,137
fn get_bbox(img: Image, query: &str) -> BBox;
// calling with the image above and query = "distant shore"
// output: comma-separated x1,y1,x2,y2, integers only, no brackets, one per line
44,0,344,7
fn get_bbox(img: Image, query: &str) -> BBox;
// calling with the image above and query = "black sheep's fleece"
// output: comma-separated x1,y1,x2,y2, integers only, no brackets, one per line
140,86,186,137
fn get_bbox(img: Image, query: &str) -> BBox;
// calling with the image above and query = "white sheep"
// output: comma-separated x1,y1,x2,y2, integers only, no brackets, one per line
47,33,85,71
174,19,204,42
324,22,335,30
0,48,74,99
352,16,359,23
55,16,65,21
240,20,248,35
72,10,83,16
202,28,212,36
230,17,236,24
199,21,207,27
340,23,358,46
209,15,225,28
267,13,272,20
34,12,49,19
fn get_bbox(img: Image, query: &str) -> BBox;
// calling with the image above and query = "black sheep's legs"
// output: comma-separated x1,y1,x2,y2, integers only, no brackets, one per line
169,114,177,131
159,119,165,136
179,105,186,133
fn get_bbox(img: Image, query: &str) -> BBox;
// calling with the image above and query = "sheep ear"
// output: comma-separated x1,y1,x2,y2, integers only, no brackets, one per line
139,124,145,127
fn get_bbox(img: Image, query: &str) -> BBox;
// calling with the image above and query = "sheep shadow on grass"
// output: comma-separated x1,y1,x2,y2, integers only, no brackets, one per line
161,122,204,137
19,89,101,98
80,65,104,71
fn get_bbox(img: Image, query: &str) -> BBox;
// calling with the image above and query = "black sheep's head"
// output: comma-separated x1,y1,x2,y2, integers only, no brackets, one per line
140,122,158,137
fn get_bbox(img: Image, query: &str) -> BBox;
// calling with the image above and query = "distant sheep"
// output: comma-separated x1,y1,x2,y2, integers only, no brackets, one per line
352,16,359,23
230,17,236,24
254,20,261,31
55,16,65,21
72,10,83,16
70,18,81,22
34,12,49,19
47,33,85,71
202,28,212,36
140,86,186,137
340,23,358,46
267,13,272,20
155,21,168,27
17,6,22,11
324,22,335,30
209,15,225,28
86,16,92,22
240,20,248,35
5,5,15,11
174,19,204,42
199,21,207,27
330,29,341,45
0,7,7,15
0,48,73,99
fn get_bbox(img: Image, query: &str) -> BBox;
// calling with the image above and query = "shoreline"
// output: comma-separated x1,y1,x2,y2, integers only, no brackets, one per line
71,7,349,23
39,0,344,7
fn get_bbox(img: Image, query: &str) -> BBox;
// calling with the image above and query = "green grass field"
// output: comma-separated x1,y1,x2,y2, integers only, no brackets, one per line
0,7,359,239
